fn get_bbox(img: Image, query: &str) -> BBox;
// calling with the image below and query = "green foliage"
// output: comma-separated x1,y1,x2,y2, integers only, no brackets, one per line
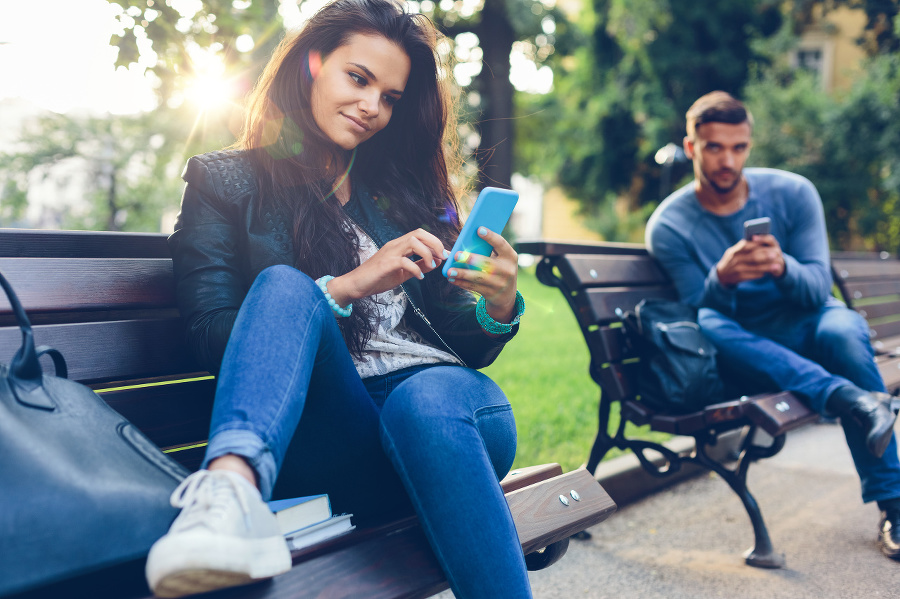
746,46,900,253
517,0,782,241
0,110,190,231
109,0,282,105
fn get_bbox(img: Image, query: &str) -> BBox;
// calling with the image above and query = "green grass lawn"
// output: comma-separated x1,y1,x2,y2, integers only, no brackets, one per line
482,267,672,472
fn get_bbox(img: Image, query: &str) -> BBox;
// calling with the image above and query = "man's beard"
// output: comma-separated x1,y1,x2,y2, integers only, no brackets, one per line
702,167,741,194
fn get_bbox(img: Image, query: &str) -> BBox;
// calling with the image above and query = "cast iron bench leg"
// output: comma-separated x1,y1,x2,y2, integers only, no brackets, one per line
692,430,786,569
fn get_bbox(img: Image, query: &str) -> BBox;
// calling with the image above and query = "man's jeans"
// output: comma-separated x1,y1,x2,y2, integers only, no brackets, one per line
700,301,900,503
201,265,531,598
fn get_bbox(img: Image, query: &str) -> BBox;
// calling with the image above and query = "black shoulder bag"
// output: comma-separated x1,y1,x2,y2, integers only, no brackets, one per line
617,298,725,413
0,271,187,596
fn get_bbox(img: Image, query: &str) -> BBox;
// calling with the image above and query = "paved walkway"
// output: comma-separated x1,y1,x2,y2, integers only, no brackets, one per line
441,421,900,598
526,422,899,598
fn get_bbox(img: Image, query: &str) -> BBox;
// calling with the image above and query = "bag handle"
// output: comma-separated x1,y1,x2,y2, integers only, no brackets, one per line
0,271,67,410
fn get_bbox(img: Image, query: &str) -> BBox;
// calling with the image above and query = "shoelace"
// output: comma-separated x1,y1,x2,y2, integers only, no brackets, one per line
170,471,251,523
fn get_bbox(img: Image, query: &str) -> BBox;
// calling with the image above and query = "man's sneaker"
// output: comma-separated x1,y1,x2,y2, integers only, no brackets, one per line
145,469,292,598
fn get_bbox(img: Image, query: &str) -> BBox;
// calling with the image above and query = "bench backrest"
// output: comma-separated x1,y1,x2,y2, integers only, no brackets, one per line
0,229,212,470
526,240,675,405
832,251,900,356
523,240,900,405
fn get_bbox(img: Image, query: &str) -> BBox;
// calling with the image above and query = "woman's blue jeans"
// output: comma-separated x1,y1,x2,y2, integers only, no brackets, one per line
201,265,531,598
699,302,900,503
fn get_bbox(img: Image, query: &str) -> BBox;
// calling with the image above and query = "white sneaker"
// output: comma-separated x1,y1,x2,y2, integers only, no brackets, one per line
145,469,292,598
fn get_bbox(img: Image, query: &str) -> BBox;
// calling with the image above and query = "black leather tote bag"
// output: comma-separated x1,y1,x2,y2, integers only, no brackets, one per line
0,271,187,597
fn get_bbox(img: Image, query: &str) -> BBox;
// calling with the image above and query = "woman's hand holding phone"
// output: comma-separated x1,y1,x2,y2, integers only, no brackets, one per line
326,228,447,307
445,227,519,324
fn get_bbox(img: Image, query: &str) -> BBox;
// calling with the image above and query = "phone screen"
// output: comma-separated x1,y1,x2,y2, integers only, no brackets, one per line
442,187,519,277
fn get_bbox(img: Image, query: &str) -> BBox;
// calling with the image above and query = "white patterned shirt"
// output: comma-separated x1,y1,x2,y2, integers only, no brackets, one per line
349,224,463,379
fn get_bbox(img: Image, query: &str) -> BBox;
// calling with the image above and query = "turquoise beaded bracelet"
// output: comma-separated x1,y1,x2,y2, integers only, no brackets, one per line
475,290,525,335
315,275,353,318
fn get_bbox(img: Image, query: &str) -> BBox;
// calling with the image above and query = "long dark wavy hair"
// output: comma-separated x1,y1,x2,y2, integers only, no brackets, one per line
238,0,464,357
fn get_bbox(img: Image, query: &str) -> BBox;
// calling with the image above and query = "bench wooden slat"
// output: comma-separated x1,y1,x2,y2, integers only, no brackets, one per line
587,326,633,363
583,286,677,325
0,228,169,258
0,318,198,383
96,378,215,450
870,320,900,345
507,468,617,555
518,239,648,257
877,354,900,391
854,299,900,321
832,259,900,280
556,254,669,289
0,258,175,314
872,335,900,356
842,279,900,301
597,362,636,403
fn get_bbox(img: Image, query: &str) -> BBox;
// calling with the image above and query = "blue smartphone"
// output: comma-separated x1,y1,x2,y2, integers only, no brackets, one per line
442,187,519,278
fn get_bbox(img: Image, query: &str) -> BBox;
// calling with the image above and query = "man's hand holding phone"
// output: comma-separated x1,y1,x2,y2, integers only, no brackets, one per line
717,217,785,286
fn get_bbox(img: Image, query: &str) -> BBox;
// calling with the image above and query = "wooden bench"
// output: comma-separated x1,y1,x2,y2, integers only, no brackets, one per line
1,228,617,599
517,239,900,570
832,251,900,364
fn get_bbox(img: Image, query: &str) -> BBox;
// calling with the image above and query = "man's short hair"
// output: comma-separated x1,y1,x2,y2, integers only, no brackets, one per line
686,91,754,139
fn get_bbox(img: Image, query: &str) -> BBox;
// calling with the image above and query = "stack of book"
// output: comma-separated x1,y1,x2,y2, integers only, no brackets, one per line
268,494,355,551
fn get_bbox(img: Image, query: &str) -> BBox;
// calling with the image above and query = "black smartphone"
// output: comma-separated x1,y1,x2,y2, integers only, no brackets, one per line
743,217,771,240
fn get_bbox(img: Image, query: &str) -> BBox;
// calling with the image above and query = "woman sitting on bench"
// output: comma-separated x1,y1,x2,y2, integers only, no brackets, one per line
145,0,528,597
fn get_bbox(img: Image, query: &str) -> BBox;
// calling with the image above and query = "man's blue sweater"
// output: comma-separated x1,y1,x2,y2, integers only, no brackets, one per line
645,167,836,327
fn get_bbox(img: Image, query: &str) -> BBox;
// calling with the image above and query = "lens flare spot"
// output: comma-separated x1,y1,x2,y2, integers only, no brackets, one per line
308,51,322,80
319,147,357,203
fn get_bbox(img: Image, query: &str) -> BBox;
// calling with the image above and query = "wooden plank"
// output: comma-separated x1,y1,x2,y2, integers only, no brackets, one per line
556,254,669,290
0,319,199,383
872,334,900,356
869,320,900,345
743,392,818,436
97,377,216,449
597,362,637,403
161,444,207,472
500,463,564,493
506,468,616,555
854,299,900,321
586,326,633,363
648,411,710,435
583,286,677,325
517,239,649,258
0,228,169,258
0,258,175,314
831,251,889,261
842,280,900,301
877,355,900,392
832,259,900,280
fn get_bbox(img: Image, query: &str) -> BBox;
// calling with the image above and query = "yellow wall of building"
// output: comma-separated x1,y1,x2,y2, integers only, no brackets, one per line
797,6,867,92
540,186,603,242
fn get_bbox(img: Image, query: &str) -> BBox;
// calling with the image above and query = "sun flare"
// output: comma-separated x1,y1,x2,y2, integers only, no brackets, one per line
185,74,235,111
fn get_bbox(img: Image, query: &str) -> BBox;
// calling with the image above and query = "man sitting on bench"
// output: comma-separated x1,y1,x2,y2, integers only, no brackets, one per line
645,91,900,561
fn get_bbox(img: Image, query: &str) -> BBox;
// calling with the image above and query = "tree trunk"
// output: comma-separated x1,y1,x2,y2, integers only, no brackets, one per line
475,0,516,190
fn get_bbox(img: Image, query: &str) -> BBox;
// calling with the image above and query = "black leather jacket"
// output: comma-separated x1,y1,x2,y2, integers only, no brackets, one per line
168,150,517,374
